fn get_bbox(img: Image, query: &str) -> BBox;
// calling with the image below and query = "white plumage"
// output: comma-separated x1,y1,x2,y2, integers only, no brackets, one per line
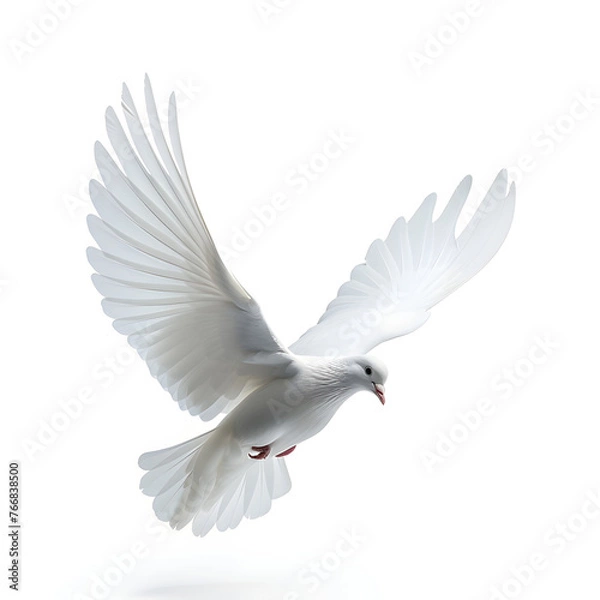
291,172,515,356
87,77,516,536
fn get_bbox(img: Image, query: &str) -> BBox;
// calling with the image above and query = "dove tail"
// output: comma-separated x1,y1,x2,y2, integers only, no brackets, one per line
138,430,292,536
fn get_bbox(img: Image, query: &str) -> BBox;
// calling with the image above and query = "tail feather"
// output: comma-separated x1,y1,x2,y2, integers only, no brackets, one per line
138,431,292,536
139,432,210,470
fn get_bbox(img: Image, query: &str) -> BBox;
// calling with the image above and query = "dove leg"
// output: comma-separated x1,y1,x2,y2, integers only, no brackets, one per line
248,444,271,460
275,445,296,458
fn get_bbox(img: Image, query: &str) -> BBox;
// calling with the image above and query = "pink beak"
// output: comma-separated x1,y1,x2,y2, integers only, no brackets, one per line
373,383,386,405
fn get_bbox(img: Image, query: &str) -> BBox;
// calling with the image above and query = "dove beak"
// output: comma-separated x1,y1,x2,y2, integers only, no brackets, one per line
372,383,386,405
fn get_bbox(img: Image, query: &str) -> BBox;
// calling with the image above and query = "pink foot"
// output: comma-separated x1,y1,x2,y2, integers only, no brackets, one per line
276,445,296,458
248,445,271,460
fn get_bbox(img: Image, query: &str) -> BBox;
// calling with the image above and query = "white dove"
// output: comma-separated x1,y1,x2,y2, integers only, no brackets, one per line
87,77,516,536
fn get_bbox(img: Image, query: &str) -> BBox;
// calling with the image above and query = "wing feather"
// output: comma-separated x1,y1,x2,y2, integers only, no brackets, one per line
290,172,515,356
88,79,295,420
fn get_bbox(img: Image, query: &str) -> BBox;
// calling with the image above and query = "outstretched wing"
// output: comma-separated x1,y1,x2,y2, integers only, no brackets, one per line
290,171,516,357
87,76,295,421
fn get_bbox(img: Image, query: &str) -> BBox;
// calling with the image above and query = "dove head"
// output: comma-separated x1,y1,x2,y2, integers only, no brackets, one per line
348,356,388,405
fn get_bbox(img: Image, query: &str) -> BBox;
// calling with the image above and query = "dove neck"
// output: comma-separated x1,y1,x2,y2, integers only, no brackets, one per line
298,355,370,399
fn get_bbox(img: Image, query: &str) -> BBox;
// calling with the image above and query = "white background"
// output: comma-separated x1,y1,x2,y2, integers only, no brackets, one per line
2,1,600,599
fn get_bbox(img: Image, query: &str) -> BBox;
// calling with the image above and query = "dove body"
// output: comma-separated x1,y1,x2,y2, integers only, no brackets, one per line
221,355,387,457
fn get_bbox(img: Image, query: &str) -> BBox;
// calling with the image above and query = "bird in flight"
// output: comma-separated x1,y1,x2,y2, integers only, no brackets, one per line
87,77,516,536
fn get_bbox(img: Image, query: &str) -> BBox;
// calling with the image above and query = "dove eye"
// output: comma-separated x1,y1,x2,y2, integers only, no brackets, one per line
365,367,372,376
